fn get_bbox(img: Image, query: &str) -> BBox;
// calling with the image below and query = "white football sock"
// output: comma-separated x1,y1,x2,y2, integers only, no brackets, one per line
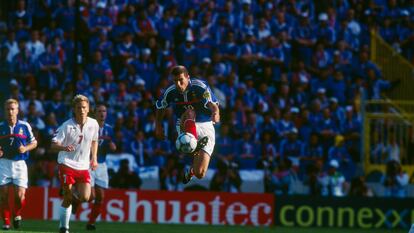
59,205,72,229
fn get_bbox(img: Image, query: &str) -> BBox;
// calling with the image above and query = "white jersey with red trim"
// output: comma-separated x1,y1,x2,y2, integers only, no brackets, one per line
52,117,99,170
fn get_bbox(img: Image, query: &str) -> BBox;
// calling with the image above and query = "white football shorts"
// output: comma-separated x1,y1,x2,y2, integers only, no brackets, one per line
0,159,28,188
90,163,109,189
177,120,216,156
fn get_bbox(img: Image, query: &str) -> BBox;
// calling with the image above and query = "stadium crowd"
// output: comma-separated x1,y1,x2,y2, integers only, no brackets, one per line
0,0,413,197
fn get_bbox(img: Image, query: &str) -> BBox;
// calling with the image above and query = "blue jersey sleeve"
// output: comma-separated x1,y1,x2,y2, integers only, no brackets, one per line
155,85,175,110
201,85,219,109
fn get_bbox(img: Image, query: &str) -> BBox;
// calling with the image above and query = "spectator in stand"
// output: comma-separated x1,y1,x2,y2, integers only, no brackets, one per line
279,127,305,168
381,160,409,198
3,31,19,63
304,132,324,165
20,89,45,117
215,124,236,165
42,20,64,42
149,135,171,168
210,159,242,193
239,31,259,77
115,32,139,64
316,13,336,47
156,8,176,45
0,47,13,80
52,0,75,32
276,109,295,139
134,48,159,90
318,108,339,148
85,50,112,83
131,9,158,44
110,159,142,189
88,2,113,35
23,102,45,131
268,157,298,195
349,176,374,197
328,71,347,105
90,31,113,61
25,30,45,62
12,39,35,90
262,36,285,82
258,131,278,169
111,13,133,43
160,155,184,191
37,43,62,91
128,131,150,167
235,130,259,169
292,12,316,66
318,159,348,197
8,0,32,30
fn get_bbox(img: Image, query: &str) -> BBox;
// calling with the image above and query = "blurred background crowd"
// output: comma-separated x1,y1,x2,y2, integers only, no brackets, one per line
0,0,413,197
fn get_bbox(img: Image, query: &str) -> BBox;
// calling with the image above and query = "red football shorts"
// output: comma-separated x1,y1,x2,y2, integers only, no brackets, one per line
58,164,91,185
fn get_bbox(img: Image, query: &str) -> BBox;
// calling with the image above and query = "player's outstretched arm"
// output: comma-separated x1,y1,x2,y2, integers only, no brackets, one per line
207,102,220,123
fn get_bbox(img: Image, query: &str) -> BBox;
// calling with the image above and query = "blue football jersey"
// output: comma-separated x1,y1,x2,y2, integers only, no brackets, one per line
97,123,114,163
0,120,36,161
155,79,218,122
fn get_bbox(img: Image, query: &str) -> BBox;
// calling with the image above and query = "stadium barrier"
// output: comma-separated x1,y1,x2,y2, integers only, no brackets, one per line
20,187,414,229
275,195,413,229
370,30,414,103
106,153,265,193
363,100,414,177
21,187,274,226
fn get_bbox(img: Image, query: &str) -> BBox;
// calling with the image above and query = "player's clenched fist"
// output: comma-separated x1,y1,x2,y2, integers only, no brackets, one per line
64,144,76,152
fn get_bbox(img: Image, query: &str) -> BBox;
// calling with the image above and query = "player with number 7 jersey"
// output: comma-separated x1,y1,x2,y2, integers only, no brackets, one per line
51,95,99,233
0,99,37,231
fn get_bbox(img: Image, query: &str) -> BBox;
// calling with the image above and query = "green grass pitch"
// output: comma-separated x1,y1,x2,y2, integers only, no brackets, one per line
5,220,408,233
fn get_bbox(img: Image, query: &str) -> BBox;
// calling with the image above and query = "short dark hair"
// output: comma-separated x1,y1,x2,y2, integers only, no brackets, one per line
95,102,107,109
170,65,188,76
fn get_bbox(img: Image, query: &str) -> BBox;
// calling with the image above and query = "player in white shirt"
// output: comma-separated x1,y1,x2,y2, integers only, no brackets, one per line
51,95,99,233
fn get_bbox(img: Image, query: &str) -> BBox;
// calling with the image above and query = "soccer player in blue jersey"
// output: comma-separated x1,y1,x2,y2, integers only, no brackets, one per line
86,103,116,230
0,99,37,230
155,65,220,184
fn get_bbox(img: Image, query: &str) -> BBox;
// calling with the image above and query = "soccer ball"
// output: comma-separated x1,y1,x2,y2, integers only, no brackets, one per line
176,132,197,154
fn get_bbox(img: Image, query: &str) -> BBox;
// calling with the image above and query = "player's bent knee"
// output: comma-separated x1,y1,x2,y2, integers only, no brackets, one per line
79,194,91,202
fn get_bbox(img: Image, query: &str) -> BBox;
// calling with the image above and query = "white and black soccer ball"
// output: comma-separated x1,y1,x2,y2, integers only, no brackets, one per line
175,132,197,154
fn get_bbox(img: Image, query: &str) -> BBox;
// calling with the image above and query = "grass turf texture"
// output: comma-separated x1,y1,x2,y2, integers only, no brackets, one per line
5,220,408,233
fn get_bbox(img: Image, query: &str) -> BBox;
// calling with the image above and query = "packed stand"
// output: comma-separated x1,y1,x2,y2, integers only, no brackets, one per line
0,0,413,196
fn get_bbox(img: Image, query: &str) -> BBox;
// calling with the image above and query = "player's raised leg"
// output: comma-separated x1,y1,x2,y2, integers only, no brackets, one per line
181,109,198,139
183,120,216,184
